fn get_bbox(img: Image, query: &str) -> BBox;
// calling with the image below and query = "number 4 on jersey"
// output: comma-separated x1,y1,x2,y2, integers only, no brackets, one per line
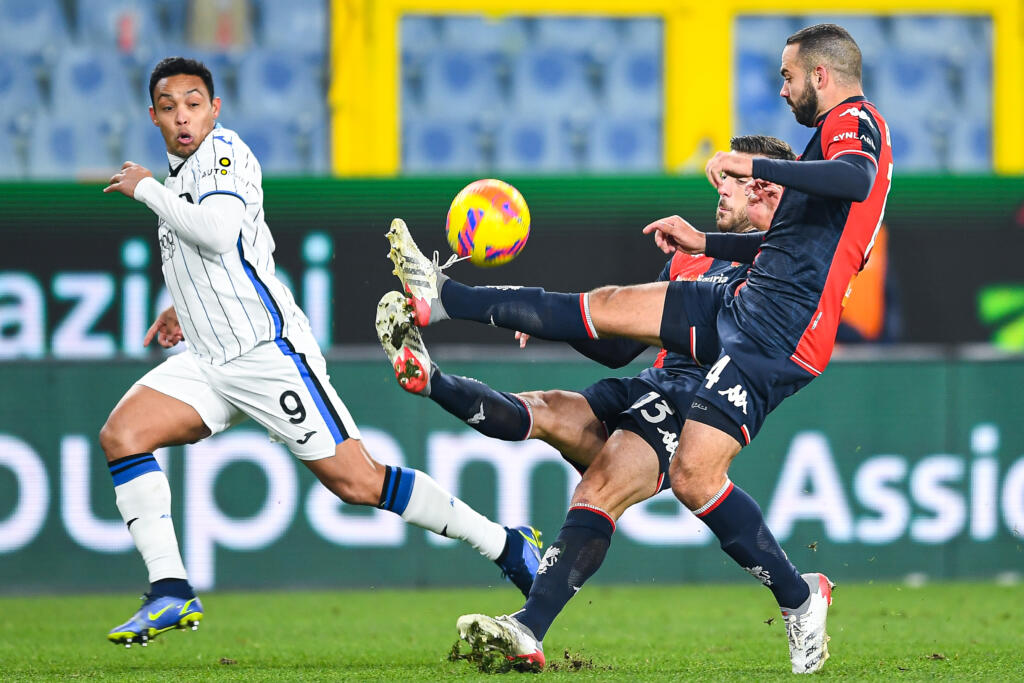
704,355,731,389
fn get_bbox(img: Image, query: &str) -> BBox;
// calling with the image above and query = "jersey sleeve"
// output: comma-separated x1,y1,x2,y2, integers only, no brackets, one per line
193,130,258,206
821,102,882,168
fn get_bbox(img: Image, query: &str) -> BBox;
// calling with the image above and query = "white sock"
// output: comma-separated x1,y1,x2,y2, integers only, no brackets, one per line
113,468,188,583
394,468,507,561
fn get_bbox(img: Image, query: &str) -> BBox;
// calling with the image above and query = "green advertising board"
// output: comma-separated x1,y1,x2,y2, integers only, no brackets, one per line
1,355,1021,594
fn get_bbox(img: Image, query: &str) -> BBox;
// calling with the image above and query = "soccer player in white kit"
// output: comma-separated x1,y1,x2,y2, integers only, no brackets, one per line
100,57,542,647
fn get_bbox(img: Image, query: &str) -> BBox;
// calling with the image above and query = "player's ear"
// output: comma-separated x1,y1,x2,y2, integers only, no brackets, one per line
149,105,158,126
212,96,221,119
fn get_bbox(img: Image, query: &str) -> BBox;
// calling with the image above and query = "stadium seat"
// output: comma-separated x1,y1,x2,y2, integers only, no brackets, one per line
887,122,941,171
0,52,42,113
228,114,315,175
52,47,139,112
401,15,442,57
120,116,172,175
420,48,503,118
77,0,165,56
619,18,663,51
0,0,69,59
586,117,660,173
804,15,889,62
402,117,483,174
439,16,527,53
236,49,323,119
876,50,954,120
734,49,780,126
534,17,619,55
603,48,662,118
255,0,327,59
493,117,574,173
511,48,596,119
27,114,119,180
0,119,22,179
947,118,990,172
734,16,799,57
891,15,976,59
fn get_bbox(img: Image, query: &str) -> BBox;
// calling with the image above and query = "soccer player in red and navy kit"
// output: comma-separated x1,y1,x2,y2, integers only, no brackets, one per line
377,135,789,670
387,24,890,673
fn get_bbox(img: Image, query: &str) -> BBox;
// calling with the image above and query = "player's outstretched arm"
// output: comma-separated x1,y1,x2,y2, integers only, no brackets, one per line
642,215,706,255
106,162,246,254
143,306,184,348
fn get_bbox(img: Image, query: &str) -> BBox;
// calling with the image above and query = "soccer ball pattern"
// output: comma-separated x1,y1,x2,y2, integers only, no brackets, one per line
445,179,530,267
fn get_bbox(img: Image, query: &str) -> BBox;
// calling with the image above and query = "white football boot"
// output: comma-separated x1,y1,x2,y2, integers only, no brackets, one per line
385,218,449,327
456,613,545,669
782,573,835,674
375,291,431,395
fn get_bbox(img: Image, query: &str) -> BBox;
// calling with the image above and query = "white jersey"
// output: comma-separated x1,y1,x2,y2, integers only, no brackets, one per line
156,126,308,364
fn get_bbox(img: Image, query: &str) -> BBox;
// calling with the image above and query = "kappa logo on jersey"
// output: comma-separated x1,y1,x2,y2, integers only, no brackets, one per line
658,427,679,456
718,384,749,415
158,230,176,262
838,106,877,130
536,545,561,575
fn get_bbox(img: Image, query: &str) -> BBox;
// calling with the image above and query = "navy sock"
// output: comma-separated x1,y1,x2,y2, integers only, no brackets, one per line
428,366,531,440
150,578,195,600
440,280,595,340
696,481,809,609
515,506,614,641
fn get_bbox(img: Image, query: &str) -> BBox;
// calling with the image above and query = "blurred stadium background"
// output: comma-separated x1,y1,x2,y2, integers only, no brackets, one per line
1,0,1023,600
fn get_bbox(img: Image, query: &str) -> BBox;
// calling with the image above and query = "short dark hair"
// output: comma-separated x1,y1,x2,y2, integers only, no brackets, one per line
730,135,796,161
148,57,215,105
786,23,862,84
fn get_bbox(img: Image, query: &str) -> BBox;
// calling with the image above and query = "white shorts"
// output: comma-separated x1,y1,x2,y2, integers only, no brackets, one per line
136,328,361,460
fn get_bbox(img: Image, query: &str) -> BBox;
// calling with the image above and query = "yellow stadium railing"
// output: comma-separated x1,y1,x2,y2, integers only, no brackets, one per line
329,0,1023,176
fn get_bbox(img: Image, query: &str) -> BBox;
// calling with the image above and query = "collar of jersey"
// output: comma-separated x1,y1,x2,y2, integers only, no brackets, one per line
814,94,869,127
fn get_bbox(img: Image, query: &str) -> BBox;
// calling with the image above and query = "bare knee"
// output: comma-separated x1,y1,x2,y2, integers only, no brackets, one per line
588,285,625,309
669,456,722,510
99,417,145,462
519,390,604,466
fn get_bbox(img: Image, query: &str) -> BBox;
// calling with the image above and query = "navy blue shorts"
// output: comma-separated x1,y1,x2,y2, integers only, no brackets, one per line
686,297,816,446
579,366,705,492
660,280,729,367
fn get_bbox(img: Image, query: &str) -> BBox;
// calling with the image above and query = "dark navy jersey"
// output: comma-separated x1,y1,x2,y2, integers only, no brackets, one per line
735,96,893,375
651,252,748,370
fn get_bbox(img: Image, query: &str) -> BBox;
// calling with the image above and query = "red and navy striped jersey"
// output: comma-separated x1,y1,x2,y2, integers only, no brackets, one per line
736,96,893,375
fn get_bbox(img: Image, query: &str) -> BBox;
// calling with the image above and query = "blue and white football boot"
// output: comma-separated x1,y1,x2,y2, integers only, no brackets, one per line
496,525,543,597
107,594,204,648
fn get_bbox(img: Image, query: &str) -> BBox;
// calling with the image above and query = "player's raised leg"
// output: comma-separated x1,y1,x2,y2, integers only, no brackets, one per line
100,382,212,647
458,429,660,668
376,292,606,464
386,219,665,344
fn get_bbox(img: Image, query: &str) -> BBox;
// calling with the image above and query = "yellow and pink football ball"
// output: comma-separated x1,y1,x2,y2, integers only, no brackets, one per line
445,179,530,267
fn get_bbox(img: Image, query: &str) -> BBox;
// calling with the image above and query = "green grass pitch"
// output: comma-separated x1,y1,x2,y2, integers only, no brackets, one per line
0,582,1019,680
